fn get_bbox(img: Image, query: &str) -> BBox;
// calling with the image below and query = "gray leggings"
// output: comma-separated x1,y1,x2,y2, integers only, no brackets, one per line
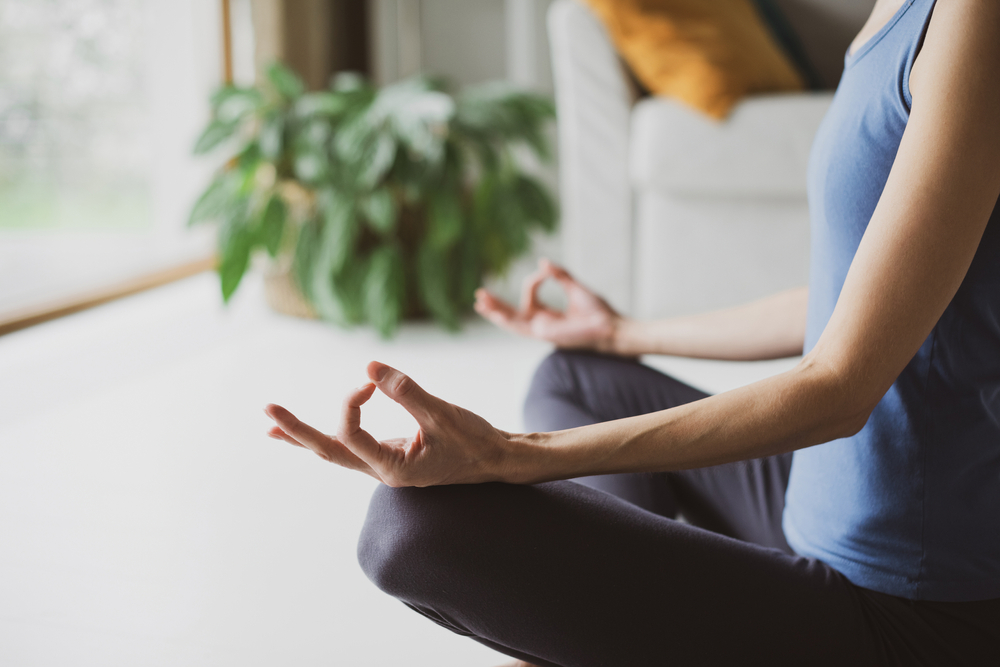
358,351,1000,666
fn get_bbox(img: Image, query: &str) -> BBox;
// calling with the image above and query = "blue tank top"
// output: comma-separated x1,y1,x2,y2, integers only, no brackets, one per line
782,0,1000,602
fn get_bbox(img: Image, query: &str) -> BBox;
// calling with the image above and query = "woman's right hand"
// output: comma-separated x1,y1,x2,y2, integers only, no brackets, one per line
474,259,623,353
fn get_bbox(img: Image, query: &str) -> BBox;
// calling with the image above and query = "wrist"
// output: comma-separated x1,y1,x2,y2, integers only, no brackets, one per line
498,430,561,485
606,316,636,356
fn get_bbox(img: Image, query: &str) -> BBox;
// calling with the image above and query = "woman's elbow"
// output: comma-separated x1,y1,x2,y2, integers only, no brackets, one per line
835,404,874,439
796,354,882,442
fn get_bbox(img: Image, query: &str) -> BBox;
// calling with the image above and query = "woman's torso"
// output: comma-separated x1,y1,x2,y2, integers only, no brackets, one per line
782,0,1000,602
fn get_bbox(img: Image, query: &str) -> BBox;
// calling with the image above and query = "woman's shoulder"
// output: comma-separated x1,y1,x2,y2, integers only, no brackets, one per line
909,0,1000,101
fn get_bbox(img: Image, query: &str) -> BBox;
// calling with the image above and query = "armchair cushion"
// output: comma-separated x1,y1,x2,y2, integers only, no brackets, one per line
582,0,804,119
629,92,833,199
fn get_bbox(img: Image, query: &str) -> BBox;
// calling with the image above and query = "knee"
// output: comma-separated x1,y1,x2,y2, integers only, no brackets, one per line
523,350,582,430
527,350,579,395
357,482,540,602
358,484,491,601
357,485,427,599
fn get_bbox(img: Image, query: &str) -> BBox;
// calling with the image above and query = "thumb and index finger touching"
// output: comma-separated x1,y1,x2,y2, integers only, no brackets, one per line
474,258,579,325
332,361,436,467
264,363,441,476
366,361,440,422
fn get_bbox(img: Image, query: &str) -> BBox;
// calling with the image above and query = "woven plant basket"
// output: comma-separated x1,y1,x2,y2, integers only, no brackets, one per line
262,255,317,320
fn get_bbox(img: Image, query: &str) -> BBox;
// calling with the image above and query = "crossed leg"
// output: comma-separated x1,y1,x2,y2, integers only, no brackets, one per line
358,477,878,666
356,351,1000,666
355,352,883,665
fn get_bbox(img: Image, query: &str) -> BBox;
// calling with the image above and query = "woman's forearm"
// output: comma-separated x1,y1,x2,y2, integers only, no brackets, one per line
612,287,809,360
503,353,869,485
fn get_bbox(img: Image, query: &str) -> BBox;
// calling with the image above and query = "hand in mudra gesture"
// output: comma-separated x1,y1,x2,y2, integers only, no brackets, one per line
263,259,618,487
264,361,513,487
474,259,622,353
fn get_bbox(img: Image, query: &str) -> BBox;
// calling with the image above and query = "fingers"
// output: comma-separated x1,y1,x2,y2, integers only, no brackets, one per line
518,267,548,315
339,382,377,441
475,292,526,333
366,361,440,422
539,258,579,290
474,288,513,316
268,425,305,448
334,383,388,468
264,403,376,475
474,289,520,326
265,404,329,447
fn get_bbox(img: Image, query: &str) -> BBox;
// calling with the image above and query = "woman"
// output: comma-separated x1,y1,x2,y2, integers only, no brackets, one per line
265,0,1000,664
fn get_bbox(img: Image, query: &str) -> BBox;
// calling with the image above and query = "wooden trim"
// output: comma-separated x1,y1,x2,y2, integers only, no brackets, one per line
222,0,234,84
0,256,216,338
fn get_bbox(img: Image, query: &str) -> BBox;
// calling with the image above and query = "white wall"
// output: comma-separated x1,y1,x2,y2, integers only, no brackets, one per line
371,0,555,93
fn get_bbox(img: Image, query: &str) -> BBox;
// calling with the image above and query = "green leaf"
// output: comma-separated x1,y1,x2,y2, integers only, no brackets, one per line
189,174,236,226
267,61,305,100
309,254,346,325
258,194,287,257
194,119,238,154
301,118,333,145
416,243,459,330
335,116,374,164
319,189,358,274
472,174,516,273
331,71,367,93
513,175,557,232
520,125,553,162
456,231,482,308
359,133,397,188
361,78,453,165
333,258,369,325
218,203,254,302
360,188,397,235
212,86,264,123
364,244,405,337
308,191,359,323
455,82,555,162
293,152,327,183
492,178,529,259
293,215,321,301
427,191,463,250
473,173,497,229
236,141,263,170
471,141,501,173
259,114,285,161
295,91,350,118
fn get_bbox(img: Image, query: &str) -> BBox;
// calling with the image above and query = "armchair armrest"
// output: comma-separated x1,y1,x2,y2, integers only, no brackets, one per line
548,0,637,313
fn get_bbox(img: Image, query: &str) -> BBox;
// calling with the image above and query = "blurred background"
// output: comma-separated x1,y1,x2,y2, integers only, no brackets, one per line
0,2,567,666
0,0,850,664
0,0,559,327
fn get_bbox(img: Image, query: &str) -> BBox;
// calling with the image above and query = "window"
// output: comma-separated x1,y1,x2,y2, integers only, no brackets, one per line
0,0,224,325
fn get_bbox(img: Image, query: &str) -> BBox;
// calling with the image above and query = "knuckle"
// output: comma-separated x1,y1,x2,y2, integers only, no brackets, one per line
436,402,460,428
391,374,414,397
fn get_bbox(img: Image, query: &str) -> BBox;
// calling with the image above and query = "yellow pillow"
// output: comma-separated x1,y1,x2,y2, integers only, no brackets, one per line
583,0,804,119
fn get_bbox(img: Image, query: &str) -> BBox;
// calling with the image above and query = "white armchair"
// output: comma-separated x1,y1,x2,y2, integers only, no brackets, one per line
548,0,870,318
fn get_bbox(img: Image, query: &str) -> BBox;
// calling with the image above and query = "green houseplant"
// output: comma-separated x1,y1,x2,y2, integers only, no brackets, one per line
189,63,557,336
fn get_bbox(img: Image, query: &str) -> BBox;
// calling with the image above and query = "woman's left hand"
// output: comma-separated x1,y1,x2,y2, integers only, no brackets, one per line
264,361,514,487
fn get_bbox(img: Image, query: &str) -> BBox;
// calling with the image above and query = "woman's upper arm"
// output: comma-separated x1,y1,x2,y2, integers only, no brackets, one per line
810,0,1000,414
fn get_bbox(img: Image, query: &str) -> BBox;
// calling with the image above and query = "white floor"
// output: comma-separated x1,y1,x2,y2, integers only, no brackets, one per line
0,272,797,666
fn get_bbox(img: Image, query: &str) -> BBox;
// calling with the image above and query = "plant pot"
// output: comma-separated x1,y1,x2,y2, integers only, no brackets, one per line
262,255,317,320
